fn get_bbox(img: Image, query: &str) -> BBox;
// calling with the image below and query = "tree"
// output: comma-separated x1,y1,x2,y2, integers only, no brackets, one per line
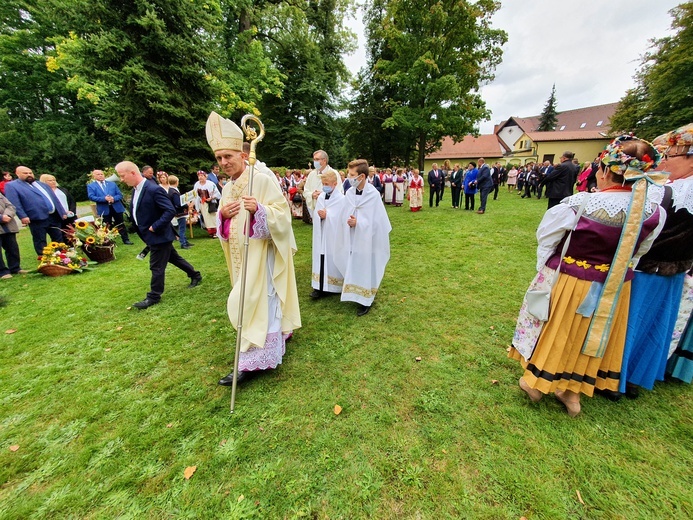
49,0,284,175
537,83,558,132
352,0,506,171
611,3,693,140
256,0,355,168
0,1,115,200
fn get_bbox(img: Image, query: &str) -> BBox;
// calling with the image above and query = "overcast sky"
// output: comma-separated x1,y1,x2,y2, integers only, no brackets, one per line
343,0,683,134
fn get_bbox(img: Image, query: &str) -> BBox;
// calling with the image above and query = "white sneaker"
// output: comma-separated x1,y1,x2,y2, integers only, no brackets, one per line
1,274,12,280
136,253,146,260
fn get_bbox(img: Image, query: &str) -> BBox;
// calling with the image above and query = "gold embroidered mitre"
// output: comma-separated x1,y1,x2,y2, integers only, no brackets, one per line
206,111,243,152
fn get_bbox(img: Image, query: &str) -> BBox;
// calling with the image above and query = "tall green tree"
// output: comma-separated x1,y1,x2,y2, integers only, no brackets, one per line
354,0,506,171
537,83,558,132
611,3,693,140
50,0,283,175
0,1,114,199
256,0,355,168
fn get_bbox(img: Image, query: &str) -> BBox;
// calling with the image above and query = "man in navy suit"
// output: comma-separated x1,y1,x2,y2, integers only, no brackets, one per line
116,161,201,309
4,166,66,255
87,169,133,245
475,158,494,214
427,163,443,207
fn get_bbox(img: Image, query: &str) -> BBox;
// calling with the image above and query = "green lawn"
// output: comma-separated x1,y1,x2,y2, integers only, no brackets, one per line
1,189,691,519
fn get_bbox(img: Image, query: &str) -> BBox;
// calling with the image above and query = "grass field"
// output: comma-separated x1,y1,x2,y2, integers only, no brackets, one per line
1,188,691,519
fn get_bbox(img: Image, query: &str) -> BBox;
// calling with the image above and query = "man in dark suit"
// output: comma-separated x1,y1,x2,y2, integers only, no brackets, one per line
450,163,463,209
427,163,443,207
475,158,494,214
539,151,580,209
116,161,202,309
4,166,66,255
537,161,553,199
87,169,133,245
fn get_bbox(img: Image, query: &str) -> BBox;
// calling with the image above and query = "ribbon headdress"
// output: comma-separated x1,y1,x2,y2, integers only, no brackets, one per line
582,134,667,358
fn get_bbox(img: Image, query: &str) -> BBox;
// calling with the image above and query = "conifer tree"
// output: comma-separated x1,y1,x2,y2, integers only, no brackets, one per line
537,84,558,132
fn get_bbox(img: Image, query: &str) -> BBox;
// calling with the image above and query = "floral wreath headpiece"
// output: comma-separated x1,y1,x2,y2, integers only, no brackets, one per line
197,170,207,176
598,133,661,177
652,123,693,157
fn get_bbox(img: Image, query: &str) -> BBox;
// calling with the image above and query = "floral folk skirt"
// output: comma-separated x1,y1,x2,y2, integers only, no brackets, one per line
509,268,630,397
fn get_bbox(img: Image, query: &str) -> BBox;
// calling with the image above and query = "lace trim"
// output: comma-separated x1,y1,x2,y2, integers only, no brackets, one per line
238,331,287,371
649,179,693,214
562,191,658,218
251,204,270,239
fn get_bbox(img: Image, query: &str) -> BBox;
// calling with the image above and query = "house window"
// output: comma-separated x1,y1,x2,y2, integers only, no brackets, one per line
559,125,566,131
542,154,555,164
580,122,586,128
597,120,603,126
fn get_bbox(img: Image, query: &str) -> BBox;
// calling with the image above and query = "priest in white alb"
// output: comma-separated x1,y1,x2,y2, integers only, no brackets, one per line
206,112,301,385
303,149,343,222
311,169,346,299
334,159,392,316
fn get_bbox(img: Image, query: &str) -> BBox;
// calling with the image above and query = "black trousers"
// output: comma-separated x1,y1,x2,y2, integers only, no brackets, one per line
147,242,199,302
440,184,445,200
429,186,441,207
493,184,499,200
102,207,130,242
547,198,562,209
464,193,475,210
29,213,64,255
0,233,21,275
451,186,462,208
536,185,544,198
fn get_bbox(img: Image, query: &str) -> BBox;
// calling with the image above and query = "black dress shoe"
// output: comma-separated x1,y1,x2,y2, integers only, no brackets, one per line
188,273,202,288
133,298,158,309
595,388,622,402
625,383,640,399
357,304,371,316
218,370,258,386
310,289,324,299
181,244,191,249
123,240,134,245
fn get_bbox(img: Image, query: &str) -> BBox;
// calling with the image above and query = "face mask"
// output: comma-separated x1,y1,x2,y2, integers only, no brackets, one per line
322,185,333,194
348,177,359,188
313,160,321,170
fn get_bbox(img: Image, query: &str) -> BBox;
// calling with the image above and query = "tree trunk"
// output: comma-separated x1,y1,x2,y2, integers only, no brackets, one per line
417,133,426,172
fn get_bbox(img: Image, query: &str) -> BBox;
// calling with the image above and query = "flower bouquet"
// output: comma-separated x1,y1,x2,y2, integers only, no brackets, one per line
65,218,119,263
37,242,89,276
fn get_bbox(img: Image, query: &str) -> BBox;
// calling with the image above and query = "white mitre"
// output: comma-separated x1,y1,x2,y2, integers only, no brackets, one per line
206,111,243,152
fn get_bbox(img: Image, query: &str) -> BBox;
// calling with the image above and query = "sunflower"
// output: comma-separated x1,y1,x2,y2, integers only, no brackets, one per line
85,236,96,244
49,242,60,248
75,220,89,230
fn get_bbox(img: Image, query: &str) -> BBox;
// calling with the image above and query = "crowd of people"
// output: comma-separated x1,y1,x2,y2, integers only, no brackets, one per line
1,116,691,416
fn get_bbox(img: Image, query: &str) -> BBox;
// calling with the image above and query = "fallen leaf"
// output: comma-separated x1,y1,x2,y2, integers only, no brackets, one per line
104,348,111,352
184,466,197,480
491,379,499,385
259,427,264,432
115,326,123,331
399,297,406,303
520,517,528,520
415,356,422,362
333,404,342,415
489,326,495,330
5,329,17,334
126,306,132,310
9,445,19,452
219,439,227,446
441,449,447,454
237,494,244,503
166,423,173,428
211,319,217,323
576,489,585,505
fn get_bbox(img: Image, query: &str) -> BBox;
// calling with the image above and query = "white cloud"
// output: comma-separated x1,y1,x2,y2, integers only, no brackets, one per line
343,0,682,134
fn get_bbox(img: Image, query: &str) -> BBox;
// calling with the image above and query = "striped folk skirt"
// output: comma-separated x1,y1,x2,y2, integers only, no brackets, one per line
510,272,630,397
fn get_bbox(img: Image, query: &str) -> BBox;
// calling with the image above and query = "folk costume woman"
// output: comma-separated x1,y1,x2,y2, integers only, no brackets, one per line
382,169,395,204
194,170,221,238
408,169,424,212
621,123,693,391
510,135,666,417
393,168,406,207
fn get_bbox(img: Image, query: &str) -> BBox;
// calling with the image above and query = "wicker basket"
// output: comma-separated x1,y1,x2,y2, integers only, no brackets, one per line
38,264,73,277
83,243,116,263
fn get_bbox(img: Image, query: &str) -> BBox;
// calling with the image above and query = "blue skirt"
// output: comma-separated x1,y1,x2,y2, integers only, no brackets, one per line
620,271,685,392
667,313,693,383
